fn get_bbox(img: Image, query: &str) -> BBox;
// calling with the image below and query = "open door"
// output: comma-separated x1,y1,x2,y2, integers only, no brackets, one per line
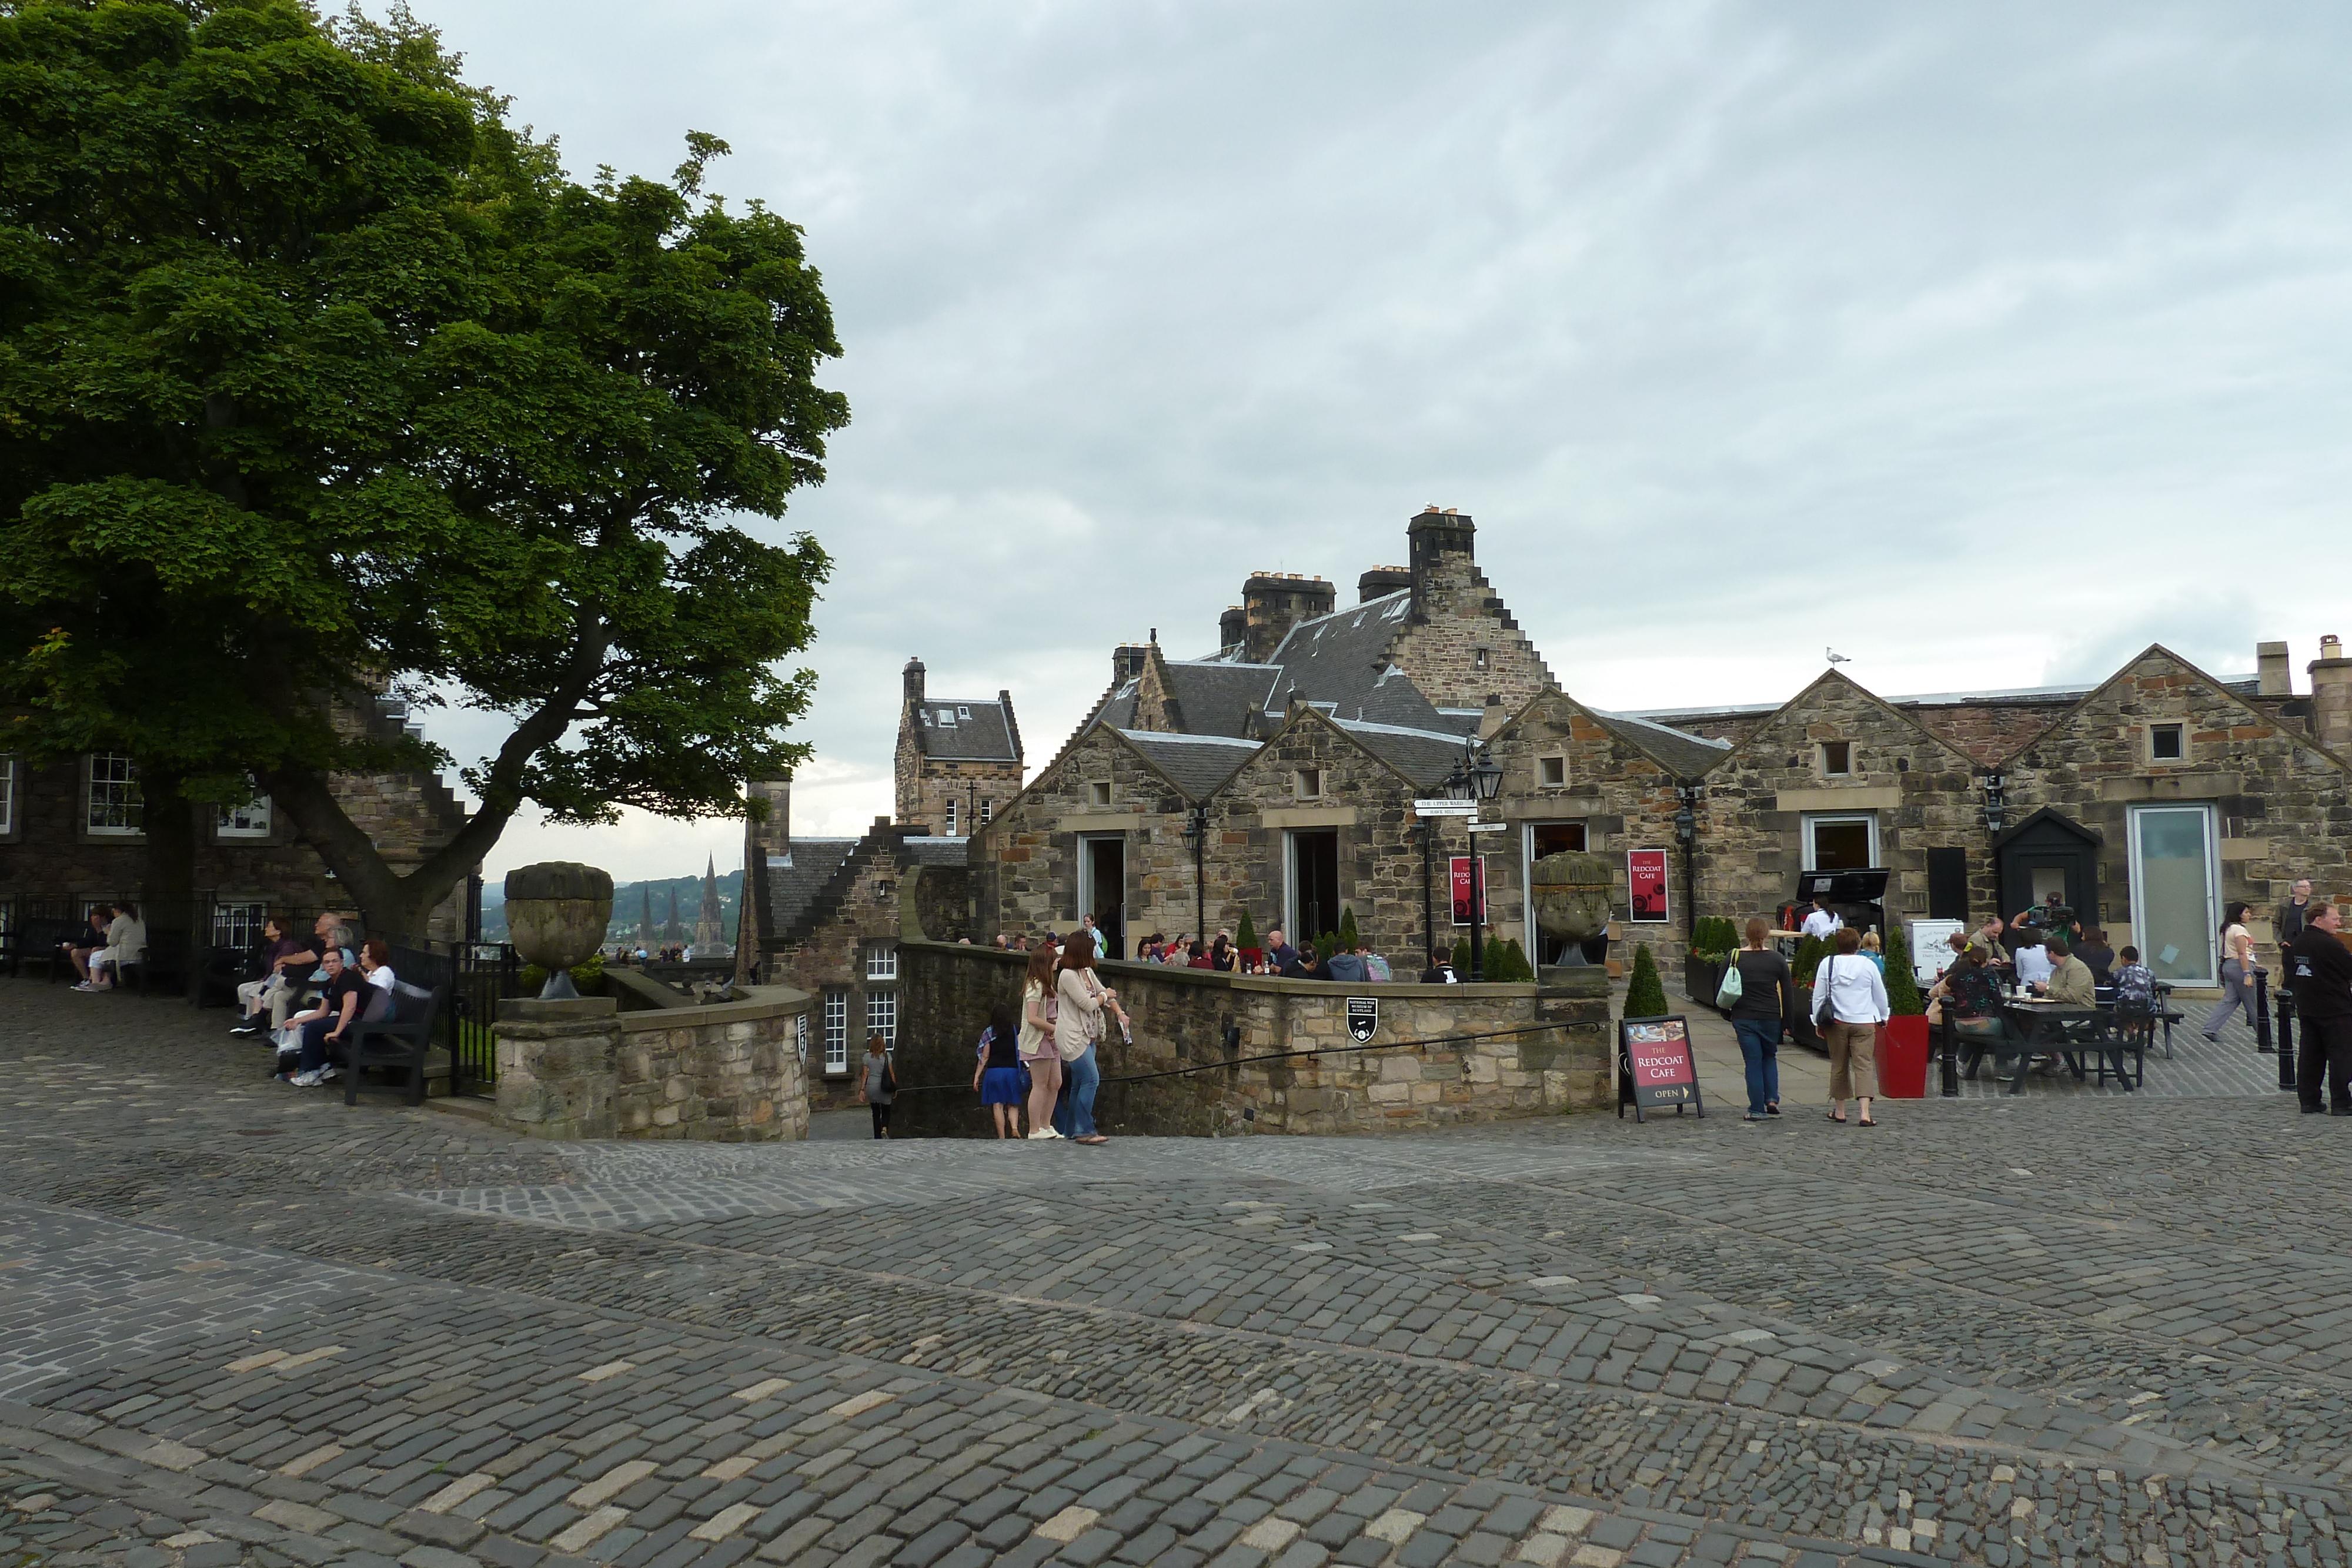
1288,830,1340,947
1993,808,2102,931
1081,835,1126,958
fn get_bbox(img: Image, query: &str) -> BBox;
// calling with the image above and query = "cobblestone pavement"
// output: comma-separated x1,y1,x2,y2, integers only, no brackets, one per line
4,979,2349,1568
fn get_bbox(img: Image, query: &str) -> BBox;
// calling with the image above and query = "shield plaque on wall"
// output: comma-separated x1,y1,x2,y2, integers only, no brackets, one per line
1347,996,1378,1043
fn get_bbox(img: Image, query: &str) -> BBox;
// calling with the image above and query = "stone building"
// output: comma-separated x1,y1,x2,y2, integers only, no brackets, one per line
893,658,1023,839
0,693,473,952
965,504,2352,997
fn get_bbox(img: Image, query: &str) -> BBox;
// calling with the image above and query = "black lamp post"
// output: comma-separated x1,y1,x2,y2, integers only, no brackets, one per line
1982,772,2006,836
1180,802,1209,951
1447,743,1506,980
1674,783,1701,940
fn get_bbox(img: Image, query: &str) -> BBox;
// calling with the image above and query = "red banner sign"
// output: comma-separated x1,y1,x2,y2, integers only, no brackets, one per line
1448,855,1488,925
1628,847,1669,924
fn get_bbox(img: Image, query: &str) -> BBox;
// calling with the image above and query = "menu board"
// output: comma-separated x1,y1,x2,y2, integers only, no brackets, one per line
1618,1015,1704,1121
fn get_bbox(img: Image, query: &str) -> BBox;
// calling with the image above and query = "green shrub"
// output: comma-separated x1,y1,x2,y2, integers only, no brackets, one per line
1623,943,1669,1018
1791,934,1830,988
517,952,605,996
1235,911,1257,951
1452,937,1471,972
1689,915,1739,962
1338,905,1359,952
1884,927,1924,1017
1491,937,1535,982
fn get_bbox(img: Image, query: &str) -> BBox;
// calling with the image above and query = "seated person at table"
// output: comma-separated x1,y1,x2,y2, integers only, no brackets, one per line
2034,936,2097,1005
1279,942,1321,979
1928,949,2005,1038
2073,927,2117,987
2112,947,2156,1009
1322,944,1368,982
2012,934,2054,991
1969,917,2009,967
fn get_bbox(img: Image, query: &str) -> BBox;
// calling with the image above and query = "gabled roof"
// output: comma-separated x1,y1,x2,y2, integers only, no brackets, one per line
1990,806,2102,851
909,696,1021,763
902,837,972,868
762,838,858,943
1334,718,1470,790
1118,730,1260,797
1997,643,2352,773
1585,709,1734,781
1706,667,1984,778
1154,660,1282,738
1260,590,1416,718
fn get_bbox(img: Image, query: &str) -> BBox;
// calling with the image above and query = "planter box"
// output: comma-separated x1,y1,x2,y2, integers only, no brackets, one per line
1683,954,1728,1009
1875,1015,1931,1098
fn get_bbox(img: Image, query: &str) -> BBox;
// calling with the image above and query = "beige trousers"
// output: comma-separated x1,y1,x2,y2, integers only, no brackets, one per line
1824,1020,1879,1101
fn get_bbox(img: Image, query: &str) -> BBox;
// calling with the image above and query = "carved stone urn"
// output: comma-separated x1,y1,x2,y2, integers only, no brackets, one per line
1531,850,1615,958
504,862,614,1000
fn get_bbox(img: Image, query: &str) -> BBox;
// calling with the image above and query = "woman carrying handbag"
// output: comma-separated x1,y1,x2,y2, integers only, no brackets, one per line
1053,930,1128,1145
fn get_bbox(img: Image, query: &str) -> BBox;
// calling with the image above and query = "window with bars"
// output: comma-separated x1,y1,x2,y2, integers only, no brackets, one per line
212,902,270,948
823,990,850,1074
867,988,897,1046
86,753,142,835
864,942,897,980
944,797,957,835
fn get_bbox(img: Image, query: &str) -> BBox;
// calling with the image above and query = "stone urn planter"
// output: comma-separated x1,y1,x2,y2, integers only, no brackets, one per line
1531,850,1615,971
505,861,614,1000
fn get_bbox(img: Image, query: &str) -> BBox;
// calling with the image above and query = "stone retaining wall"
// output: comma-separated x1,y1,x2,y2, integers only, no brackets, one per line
493,985,812,1141
892,939,1611,1138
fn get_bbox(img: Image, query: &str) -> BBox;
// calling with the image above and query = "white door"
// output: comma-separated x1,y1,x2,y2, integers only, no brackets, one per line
2127,804,2219,985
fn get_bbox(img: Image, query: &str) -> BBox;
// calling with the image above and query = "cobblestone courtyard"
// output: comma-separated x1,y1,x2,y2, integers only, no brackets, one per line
3,979,2347,1568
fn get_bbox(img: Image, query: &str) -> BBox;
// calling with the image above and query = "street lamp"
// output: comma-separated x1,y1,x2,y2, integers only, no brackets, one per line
1179,802,1209,950
1982,772,2006,836
1446,744,1505,980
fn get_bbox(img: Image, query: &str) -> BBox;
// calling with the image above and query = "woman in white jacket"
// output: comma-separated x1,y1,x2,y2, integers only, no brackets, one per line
1815,928,1889,1126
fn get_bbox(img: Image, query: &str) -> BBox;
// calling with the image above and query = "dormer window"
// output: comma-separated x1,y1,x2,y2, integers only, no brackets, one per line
937,707,957,727
1820,741,1852,777
2150,724,2184,761
1295,768,1324,800
957,705,971,720
1538,755,1567,788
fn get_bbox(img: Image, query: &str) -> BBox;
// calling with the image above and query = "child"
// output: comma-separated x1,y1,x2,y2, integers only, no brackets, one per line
2112,947,2156,1009
971,1003,1027,1139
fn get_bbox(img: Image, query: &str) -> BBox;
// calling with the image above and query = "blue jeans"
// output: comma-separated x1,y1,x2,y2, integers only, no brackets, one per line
295,1018,347,1074
1732,1019,1781,1114
1054,1046,1100,1137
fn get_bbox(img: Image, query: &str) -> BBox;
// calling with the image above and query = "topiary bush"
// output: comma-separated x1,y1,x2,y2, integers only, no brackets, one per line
1338,905,1359,953
1494,937,1535,982
1884,927,1925,1017
1791,934,1830,988
1235,911,1257,951
1452,937,1471,972
1689,916,1739,962
1623,943,1669,1018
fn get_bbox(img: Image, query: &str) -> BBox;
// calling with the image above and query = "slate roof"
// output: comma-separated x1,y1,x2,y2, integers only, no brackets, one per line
1586,710,1735,781
1156,661,1282,738
763,838,858,937
910,696,1021,763
901,837,972,868
1119,730,1261,798
1335,720,1472,790
1259,591,1416,718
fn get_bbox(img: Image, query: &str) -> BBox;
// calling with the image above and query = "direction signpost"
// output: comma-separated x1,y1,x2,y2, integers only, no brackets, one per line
1413,799,1478,817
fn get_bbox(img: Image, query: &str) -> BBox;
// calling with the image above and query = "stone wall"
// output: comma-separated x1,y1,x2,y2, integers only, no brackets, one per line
492,986,812,1141
971,723,1192,952
1695,671,1992,932
1387,511,1556,715
891,938,1612,1138
2002,648,2352,964
771,842,912,1110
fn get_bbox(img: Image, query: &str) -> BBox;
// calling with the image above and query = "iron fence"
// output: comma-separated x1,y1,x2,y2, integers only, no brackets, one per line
388,939,520,1098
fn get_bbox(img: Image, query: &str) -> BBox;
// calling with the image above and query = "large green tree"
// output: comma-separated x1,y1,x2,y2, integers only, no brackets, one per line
0,0,846,940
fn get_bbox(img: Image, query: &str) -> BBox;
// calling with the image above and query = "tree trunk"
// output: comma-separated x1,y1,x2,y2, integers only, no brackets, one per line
138,764,197,972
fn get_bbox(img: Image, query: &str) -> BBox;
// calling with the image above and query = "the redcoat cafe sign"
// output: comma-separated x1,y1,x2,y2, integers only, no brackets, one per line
1617,1015,1704,1121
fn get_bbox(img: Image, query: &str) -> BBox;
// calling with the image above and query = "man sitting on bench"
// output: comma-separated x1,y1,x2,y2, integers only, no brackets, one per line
279,944,367,1087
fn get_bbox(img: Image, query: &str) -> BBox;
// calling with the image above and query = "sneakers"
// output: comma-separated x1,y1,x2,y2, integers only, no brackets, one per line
319,1067,341,1083
1025,1127,1063,1141
288,1068,321,1086
72,981,101,992
229,1023,262,1037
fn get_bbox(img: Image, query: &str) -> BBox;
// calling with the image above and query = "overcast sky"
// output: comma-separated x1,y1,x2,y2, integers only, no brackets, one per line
430,1,2352,882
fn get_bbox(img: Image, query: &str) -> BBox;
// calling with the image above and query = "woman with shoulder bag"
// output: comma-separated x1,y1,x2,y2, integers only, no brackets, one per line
1815,928,1889,1126
1019,941,1065,1141
1053,930,1128,1145
1723,917,1793,1121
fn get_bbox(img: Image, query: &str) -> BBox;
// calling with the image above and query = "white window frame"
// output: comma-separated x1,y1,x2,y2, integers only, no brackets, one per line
0,754,16,835
957,705,971,720
2149,723,2186,763
86,752,142,836
944,797,958,835
937,707,957,728
2126,803,2221,986
866,988,897,1046
980,798,994,825
218,789,272,839
212,901,270,948
823,990,850,1074
1537,754,1567,788
1800,812,1879,871
864,942,897,981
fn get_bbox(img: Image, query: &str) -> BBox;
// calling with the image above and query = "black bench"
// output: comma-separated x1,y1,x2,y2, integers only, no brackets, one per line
343,981,447,1108
115,930,191,998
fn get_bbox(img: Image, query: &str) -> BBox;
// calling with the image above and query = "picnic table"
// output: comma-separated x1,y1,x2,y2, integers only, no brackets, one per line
1954,999,2147,1094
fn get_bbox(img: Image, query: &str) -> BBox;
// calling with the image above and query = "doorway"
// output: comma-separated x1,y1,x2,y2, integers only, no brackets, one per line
1524,821,1601,964
2127,804,2217,984
1080,835,1126,959
1993,808,2102,937
1288,830,1340,946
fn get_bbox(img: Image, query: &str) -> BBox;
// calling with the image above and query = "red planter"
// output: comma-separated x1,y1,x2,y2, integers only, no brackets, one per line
1875,1015,1931,1098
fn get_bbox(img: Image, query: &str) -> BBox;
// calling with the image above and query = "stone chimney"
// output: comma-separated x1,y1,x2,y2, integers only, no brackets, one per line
1112,643,1150,686
746,777,792,858
2312,636,2352,754
2259,641,2291,697
1407,506,1476,622
1218,605,1246,652
1240,571,1335,664
1357,565,1412,603
902,656,926,706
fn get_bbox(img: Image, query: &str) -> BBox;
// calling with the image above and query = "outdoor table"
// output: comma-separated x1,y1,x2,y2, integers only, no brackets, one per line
1957,1000,2107,1094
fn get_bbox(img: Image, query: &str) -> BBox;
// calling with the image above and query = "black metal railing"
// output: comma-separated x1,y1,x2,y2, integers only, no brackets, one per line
388,940,521,1098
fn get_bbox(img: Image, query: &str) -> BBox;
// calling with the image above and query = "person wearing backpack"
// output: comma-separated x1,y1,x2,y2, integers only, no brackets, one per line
854,1033,897,1139
1721,917,1795,1122
1814,928,1890,1126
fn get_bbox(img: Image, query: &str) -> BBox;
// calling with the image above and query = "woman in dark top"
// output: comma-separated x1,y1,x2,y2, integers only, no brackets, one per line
2073,928,2117,988
1209,933,1236,972
1928,948,2006,1042
1728,918,1794,1121
971,1002,1027,1139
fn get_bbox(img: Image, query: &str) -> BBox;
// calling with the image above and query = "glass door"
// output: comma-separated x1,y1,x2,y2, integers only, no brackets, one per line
2128,805,2219,984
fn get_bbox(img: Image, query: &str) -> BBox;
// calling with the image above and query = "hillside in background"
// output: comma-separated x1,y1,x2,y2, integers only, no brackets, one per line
480,870,744,947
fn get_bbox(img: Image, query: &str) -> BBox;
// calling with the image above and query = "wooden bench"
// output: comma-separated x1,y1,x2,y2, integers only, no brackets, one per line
343,980,447,1108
